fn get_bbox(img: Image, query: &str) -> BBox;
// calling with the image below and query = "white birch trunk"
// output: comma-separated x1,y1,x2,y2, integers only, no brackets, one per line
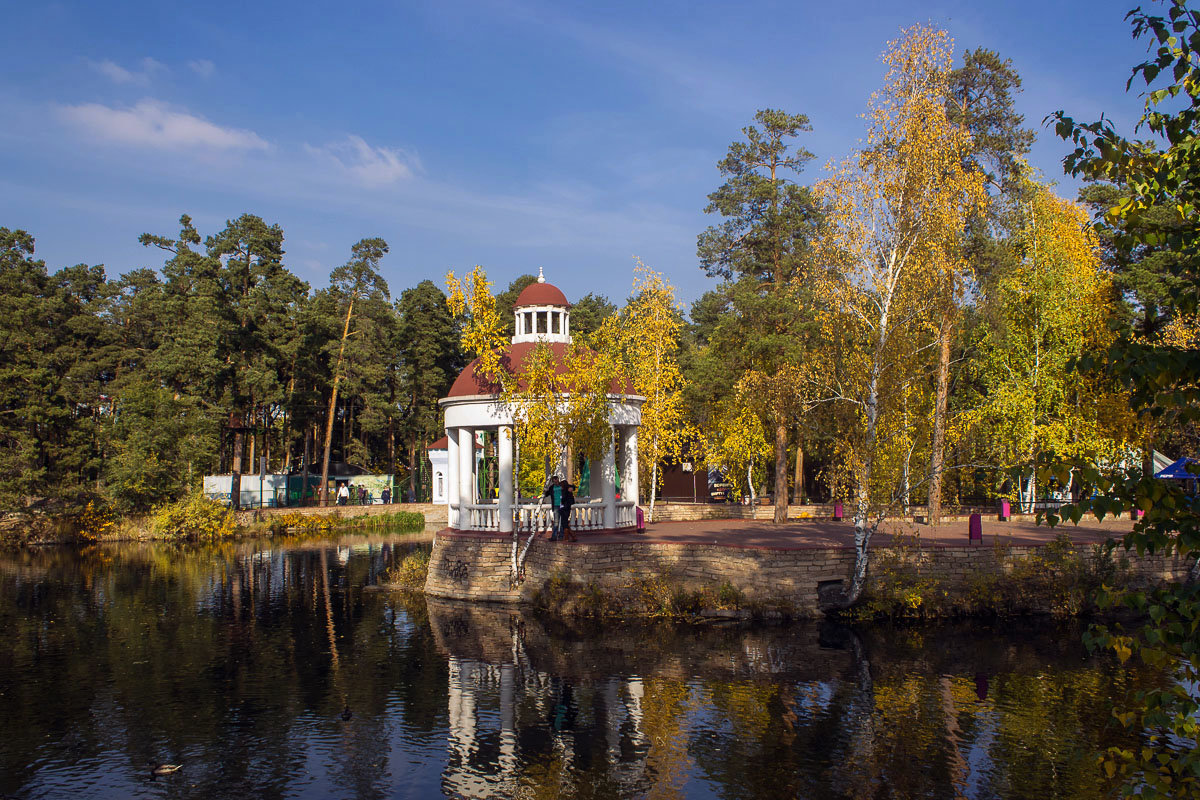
649,458,658,523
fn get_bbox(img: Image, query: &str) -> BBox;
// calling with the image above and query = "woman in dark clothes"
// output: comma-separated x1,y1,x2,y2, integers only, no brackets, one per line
560,482,577,542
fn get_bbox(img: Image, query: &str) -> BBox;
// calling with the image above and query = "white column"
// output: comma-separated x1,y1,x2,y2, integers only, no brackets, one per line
589,455,603,499
447,430,459,528
602,427,617,529
498,425,513,533
458,427,474,525
623,426,639,506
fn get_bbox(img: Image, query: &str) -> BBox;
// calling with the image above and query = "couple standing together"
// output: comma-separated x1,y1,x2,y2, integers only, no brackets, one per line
543,476,577,542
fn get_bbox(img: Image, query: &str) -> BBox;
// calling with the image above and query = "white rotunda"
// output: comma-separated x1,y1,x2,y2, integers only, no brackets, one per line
438,270,643,533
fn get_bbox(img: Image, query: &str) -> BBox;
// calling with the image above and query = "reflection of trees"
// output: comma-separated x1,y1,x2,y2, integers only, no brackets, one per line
0,538,445,799
1,549,1173,800
683,622,1163,800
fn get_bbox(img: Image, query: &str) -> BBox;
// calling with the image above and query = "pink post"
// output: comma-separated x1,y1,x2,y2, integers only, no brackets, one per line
969,513,982,544
833,501,843,522
999,500,1010,521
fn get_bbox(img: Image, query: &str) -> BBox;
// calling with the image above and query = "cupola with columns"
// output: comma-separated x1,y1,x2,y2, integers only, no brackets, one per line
511,267,571,344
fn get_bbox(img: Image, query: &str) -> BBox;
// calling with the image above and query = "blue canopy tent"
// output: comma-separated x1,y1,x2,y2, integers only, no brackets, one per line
1155,457,1200,480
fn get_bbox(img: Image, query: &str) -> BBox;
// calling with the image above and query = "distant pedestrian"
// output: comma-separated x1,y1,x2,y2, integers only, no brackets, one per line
381,487,391,505
560,482,577,542
337,483,349,506
358,486,367,505
406,485,415,503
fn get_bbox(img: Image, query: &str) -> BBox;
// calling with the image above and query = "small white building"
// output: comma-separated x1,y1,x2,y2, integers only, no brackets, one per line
202,473,287,508
427,435,482,504
438,270,644,533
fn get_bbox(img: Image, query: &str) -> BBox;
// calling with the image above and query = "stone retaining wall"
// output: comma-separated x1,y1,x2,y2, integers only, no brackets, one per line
424,531,1190,616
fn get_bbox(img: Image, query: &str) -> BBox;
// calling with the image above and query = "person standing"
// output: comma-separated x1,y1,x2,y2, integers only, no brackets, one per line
560,482,577,542
543,476,563,541
381,487,391,505
337,483,349,506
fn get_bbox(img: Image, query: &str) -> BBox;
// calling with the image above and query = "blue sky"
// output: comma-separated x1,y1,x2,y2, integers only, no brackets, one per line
0,0,1157,307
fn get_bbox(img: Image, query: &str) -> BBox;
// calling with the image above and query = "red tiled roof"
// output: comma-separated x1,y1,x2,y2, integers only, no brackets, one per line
428,435,481,451
515,281,569,308
446,341,634,398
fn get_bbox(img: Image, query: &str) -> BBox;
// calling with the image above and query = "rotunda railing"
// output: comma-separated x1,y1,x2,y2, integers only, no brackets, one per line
450,499,637,532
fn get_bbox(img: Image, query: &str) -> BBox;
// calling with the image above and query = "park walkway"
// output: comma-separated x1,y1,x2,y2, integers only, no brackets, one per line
549,514,1136,550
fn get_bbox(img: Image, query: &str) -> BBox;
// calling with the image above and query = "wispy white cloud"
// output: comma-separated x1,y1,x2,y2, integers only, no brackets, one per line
306,135,421,187
88,57,167,86
188,59,216,78
58,99,269,151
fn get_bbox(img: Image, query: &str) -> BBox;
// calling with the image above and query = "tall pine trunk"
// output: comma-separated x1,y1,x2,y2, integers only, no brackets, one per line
408,435,419,501
774,422,789,522
231,423,244,510
387,414,395,477
320,298,354,506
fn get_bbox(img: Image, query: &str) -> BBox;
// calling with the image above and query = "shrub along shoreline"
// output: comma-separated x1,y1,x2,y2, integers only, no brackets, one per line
0,492,426,546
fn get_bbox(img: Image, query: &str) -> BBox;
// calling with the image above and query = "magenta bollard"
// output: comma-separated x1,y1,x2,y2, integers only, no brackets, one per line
969,513,983,543
636,506,645,532
999,499,1010,521
833,501,843,521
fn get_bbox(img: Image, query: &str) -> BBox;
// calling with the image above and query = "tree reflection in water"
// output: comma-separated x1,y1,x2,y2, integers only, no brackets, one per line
0,538,1164,799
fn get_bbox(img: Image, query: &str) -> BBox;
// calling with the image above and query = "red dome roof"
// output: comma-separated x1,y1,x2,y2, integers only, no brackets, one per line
514,281,569,308
446,341,634,398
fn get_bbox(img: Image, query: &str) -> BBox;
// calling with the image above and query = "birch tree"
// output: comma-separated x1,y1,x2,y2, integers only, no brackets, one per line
701,395,772,503
620,261,688,520
925,49,1035,524
811,25,986,606
965,185,1133,511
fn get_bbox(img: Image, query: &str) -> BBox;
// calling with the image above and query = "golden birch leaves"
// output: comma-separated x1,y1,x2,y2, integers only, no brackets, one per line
809,24,987,511
620,261,690,500
445,266,507,384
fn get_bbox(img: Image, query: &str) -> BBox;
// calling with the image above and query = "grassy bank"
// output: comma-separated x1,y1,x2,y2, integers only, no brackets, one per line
1,493,426,546
381,546,433,591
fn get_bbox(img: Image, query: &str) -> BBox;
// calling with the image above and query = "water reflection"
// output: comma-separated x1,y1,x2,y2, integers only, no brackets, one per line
0,538,1160,799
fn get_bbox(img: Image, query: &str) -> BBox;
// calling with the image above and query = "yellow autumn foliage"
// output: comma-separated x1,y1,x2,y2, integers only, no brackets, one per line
963,184,1136,486
810,24,986,522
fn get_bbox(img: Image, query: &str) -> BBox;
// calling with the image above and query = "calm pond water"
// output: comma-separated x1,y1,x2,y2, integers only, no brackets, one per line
0,533,1158,799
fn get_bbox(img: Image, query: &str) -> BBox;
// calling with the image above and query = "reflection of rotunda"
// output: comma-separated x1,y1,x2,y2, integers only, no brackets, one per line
438,270,643,533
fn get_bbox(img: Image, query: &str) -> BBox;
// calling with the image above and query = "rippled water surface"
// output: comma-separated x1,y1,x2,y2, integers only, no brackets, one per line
0,535,1157,799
